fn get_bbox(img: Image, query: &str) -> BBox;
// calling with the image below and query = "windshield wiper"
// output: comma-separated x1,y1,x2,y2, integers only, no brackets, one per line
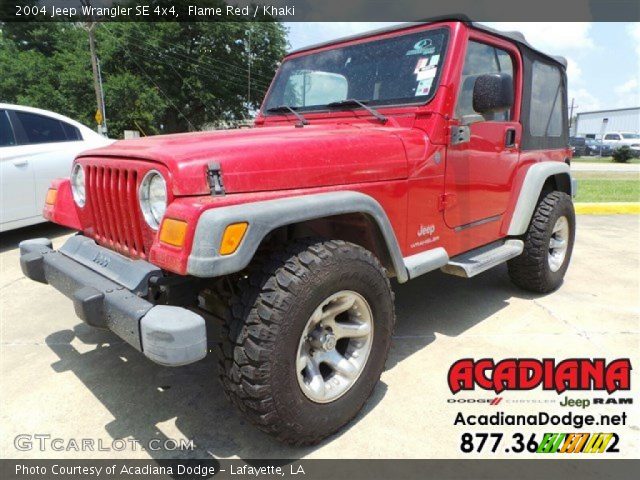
266,105,309,127
326,99,388,124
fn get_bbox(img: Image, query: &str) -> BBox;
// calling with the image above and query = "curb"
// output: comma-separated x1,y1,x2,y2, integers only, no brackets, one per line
575,202,640,215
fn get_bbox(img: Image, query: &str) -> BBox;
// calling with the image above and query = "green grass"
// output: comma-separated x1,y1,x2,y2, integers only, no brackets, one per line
572,156,640,164
573,172,640,202
573,172,639,203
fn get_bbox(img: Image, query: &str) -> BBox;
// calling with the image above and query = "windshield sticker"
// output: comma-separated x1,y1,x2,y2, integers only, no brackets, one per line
430,54,440,65
406,39,436,56
415,78,433,96
416,66,437,81
414,57,429,74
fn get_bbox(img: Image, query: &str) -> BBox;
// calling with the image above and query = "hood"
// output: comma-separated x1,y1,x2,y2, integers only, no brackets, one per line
78,123,412,196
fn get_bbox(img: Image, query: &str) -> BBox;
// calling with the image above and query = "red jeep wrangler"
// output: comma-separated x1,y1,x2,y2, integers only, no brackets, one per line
20,20,575,445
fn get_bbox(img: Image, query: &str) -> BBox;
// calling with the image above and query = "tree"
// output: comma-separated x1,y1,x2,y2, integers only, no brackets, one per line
0,10,287,137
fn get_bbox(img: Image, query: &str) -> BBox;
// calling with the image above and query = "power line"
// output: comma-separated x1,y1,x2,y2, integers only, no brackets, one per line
127,48,197,131
132,45,269,93
124,45,268,98
108,25,275,85
101,24,269,102
100,25,272,130
101,24,272,92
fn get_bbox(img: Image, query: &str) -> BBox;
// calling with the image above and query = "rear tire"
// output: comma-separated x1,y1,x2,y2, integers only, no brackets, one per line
217,239,395,445
508,191,575,293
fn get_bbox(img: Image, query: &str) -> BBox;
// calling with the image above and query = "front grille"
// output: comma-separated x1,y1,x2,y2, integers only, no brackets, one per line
85,165,147,258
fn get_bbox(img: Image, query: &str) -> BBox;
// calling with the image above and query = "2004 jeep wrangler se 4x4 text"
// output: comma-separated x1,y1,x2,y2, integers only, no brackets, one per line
20,19,576,445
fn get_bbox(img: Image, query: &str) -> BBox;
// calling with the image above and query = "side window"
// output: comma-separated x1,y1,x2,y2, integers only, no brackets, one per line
0,110,17,147
455,41,514,122
14,111,68,144
604,134,616,140
60,121,82,141
530,61,563,137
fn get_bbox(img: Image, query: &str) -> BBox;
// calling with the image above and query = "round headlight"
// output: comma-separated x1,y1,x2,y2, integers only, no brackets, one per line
71,164,86,207
139,170,167,229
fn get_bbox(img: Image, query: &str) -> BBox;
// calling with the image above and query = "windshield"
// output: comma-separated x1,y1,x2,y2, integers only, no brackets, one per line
263,28,449,113
622,133,640,139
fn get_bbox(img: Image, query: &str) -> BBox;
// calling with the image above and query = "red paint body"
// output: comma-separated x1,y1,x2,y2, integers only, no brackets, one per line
45,21,570,276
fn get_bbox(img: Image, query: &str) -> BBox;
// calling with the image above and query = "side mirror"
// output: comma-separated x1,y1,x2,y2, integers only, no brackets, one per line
472,73,513,115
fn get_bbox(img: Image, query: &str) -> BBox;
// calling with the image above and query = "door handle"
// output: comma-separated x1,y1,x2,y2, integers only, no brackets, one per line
505,128,517,148
12,159,28,167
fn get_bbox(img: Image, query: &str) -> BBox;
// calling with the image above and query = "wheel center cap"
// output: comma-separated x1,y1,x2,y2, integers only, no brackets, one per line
309,330,337,351
322,334,337,351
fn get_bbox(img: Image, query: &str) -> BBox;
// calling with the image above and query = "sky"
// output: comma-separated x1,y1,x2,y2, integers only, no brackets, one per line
285,22,640,114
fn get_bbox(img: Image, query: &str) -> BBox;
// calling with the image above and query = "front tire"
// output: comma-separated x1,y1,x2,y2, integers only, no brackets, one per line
508,191,575,293
218,239,395,445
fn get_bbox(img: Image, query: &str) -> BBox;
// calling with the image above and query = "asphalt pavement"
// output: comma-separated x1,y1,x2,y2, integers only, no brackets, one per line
1,216,638,459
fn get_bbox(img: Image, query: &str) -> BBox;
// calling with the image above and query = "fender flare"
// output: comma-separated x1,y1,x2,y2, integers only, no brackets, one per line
508,162,574,236
187,191,409,282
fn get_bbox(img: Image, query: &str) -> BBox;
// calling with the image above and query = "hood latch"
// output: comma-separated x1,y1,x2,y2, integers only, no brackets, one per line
207,162,225,196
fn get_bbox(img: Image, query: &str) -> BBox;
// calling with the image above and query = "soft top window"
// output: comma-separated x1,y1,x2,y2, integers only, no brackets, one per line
455,40,514,122
518,46,567,150
530,61,563,137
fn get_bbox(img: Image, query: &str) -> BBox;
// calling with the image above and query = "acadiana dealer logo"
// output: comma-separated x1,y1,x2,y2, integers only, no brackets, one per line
447,358,631,394
446,358,632,455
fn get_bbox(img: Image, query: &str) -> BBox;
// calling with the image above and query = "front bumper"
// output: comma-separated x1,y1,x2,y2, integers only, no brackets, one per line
19,236,206,367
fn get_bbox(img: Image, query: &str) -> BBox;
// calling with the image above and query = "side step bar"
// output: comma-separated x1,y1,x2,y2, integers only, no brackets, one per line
441,239,524,278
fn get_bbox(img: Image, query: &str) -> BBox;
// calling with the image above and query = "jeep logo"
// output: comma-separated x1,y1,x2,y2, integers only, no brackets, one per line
417,224,436,237
559,396,633,408
92,253,111,268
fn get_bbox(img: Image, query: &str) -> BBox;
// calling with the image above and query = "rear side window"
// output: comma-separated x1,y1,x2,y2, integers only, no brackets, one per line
530,62,563,137
604,133,620,140
0,110,16,147
14,111,81,144
61,121,82,140
456,41,514,121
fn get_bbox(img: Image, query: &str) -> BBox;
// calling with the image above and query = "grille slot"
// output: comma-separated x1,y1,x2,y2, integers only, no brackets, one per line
86,165,146,258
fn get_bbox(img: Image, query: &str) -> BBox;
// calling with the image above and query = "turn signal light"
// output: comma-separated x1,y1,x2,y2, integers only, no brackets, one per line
220,222,248,255
45,189,57,205
159,219,188,247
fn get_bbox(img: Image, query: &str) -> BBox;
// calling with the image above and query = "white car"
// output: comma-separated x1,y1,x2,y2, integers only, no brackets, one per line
0,104,113,232
602,131,640,150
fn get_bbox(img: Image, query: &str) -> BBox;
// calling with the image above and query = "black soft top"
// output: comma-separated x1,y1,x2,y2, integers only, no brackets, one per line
288,15,567,70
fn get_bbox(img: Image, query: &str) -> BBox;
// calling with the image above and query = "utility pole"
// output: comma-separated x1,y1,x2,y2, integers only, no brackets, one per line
568,98,579,137
97,57,107,133
246,29,251,106
569,98,578,130
85,22,106,134
80,0,106,134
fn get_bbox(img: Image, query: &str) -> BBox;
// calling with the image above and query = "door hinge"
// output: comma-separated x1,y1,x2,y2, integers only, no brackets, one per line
438,193,456,211
450,125,470,145
207,162,225,196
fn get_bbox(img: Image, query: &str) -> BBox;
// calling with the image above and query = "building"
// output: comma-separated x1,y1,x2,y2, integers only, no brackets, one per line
573,107,640,139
